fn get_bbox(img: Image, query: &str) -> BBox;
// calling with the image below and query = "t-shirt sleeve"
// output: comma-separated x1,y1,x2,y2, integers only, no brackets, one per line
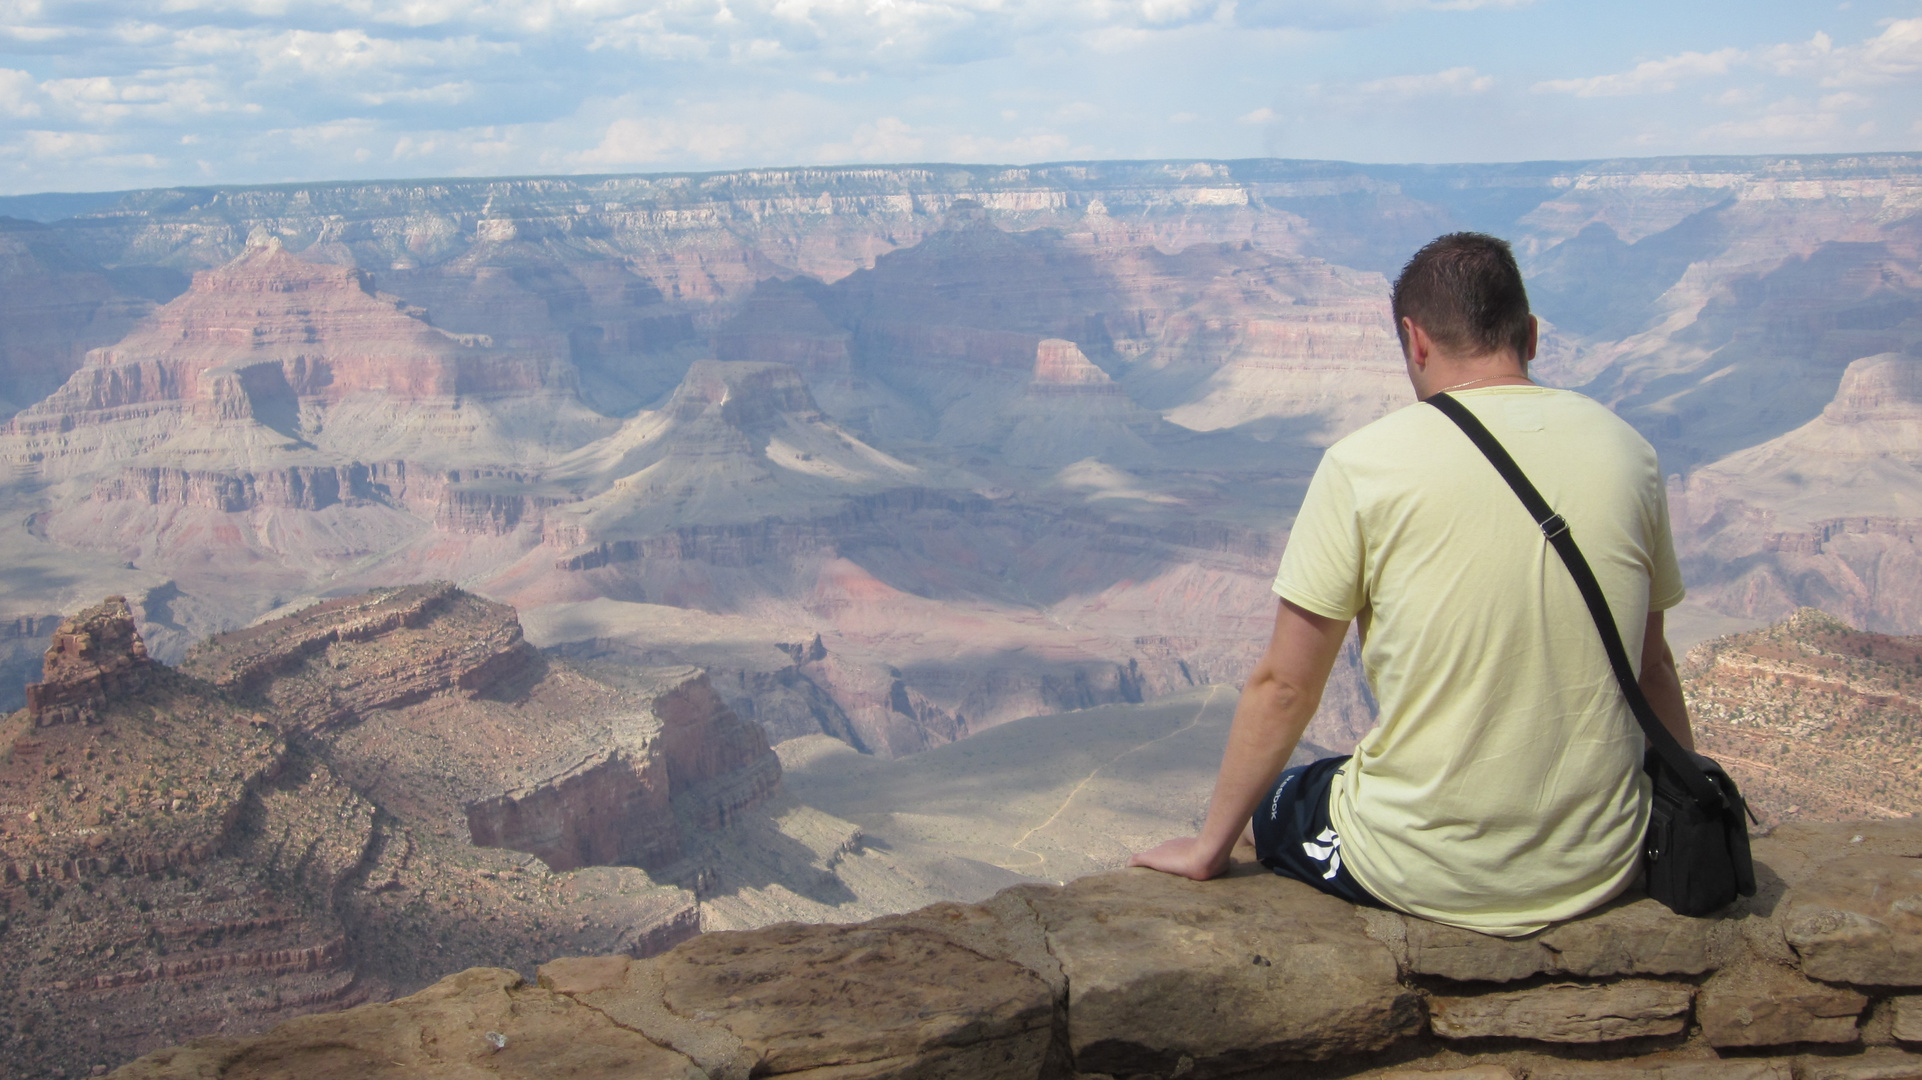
1273,454,1367,621
1647,478,1686,612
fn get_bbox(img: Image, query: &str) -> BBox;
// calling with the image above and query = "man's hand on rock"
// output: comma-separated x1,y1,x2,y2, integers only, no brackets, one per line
1128,835,1230,881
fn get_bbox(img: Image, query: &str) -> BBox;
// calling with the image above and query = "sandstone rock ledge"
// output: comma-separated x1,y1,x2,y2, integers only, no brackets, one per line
113,820,1922,1080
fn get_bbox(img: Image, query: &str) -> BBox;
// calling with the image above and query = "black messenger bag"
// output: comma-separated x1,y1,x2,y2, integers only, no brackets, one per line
1428,392,1757,917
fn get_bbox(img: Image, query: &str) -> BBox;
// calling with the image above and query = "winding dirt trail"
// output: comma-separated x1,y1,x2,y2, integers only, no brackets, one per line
993,684,1226,876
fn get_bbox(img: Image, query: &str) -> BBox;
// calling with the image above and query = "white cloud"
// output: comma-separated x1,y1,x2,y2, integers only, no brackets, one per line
573,114,751,166
1238,106,1276,124
247,29,516,75
1533,48,1740,97
1857,18,1922,80
35,73,239,124
1543,19,1922,105
278,117,378,147
0,25,69,43
355,80,476,106
1817,90,1870,111
1757,31,1837,80
0,68,42,117
20,128,119,158
1698,97,1843,143
1356,65,1492,98
942,128,1079,161
1763,19,1922,86
817,116,928,162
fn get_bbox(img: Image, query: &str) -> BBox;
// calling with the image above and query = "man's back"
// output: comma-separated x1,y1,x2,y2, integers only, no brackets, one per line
1275,385,1684,936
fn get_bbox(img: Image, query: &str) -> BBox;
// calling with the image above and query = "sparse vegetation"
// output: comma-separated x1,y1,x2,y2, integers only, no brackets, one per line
1684,608,1922,823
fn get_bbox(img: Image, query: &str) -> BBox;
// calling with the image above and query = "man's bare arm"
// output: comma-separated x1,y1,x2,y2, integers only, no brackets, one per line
1637,609,1695,752
1128,598,1351,881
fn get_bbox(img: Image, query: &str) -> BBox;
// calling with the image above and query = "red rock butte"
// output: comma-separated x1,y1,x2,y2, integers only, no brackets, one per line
25,595,151,725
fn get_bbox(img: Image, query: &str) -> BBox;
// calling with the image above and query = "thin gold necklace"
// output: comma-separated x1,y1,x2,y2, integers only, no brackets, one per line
1432,374,1532,395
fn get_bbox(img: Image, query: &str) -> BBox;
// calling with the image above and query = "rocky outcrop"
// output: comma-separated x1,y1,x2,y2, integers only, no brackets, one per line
1681,608,1922,824
465,741,679,872
0,608,372,1079
181,582,533,728
464,672,780,872
23,595,152,724
110,819,1922,1080
21,237,568,417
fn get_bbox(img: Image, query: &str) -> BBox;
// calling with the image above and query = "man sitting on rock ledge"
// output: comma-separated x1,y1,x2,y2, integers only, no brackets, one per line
1131,232,1696,937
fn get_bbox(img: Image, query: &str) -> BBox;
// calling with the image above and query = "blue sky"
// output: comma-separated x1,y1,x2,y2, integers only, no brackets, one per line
1,0,1918,194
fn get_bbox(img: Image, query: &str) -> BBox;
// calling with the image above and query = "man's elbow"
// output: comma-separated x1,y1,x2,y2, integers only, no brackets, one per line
1245,662,1315,720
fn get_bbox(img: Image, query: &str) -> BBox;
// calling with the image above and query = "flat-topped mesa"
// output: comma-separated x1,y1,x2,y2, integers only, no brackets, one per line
1822,352,1922,426
181,582,535,731
25,595,153,725
1030,338,1119,393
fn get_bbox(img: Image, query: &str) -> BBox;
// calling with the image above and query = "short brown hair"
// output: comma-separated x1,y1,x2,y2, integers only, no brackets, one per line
1390,233,1532,360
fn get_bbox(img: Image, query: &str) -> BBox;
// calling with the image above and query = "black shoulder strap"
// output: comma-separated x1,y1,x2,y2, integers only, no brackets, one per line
1426,392,1724,811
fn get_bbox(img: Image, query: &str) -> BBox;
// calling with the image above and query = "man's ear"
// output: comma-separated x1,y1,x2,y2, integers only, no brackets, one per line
1521,314,1539,365
1401,317,1432,370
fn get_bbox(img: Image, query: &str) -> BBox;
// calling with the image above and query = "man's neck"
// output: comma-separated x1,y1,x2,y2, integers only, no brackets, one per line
1411,357,1531,401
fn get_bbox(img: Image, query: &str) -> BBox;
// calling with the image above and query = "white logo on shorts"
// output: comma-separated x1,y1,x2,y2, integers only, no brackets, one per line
1301,828,1342,881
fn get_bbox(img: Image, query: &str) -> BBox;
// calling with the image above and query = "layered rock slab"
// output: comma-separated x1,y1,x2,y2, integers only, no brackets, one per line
112,967,703,1080
1428,980,1695,1042
1697,962,1869,1047
542,921,1055,1080
1027,866,1420,1076
1402,893,1714,983
1781,853,1922,985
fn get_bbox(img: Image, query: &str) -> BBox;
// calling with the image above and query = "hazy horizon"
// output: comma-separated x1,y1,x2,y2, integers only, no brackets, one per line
6,148,1922,213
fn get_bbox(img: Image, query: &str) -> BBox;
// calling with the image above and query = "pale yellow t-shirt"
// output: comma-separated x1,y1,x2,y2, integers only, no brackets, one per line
1273,386,1684,937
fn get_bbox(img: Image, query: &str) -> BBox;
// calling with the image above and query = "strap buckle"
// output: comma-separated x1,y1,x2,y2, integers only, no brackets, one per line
1540,513,1570,540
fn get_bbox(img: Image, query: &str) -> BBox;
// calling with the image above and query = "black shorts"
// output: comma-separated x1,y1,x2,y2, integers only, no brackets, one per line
1250,754,1384,908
